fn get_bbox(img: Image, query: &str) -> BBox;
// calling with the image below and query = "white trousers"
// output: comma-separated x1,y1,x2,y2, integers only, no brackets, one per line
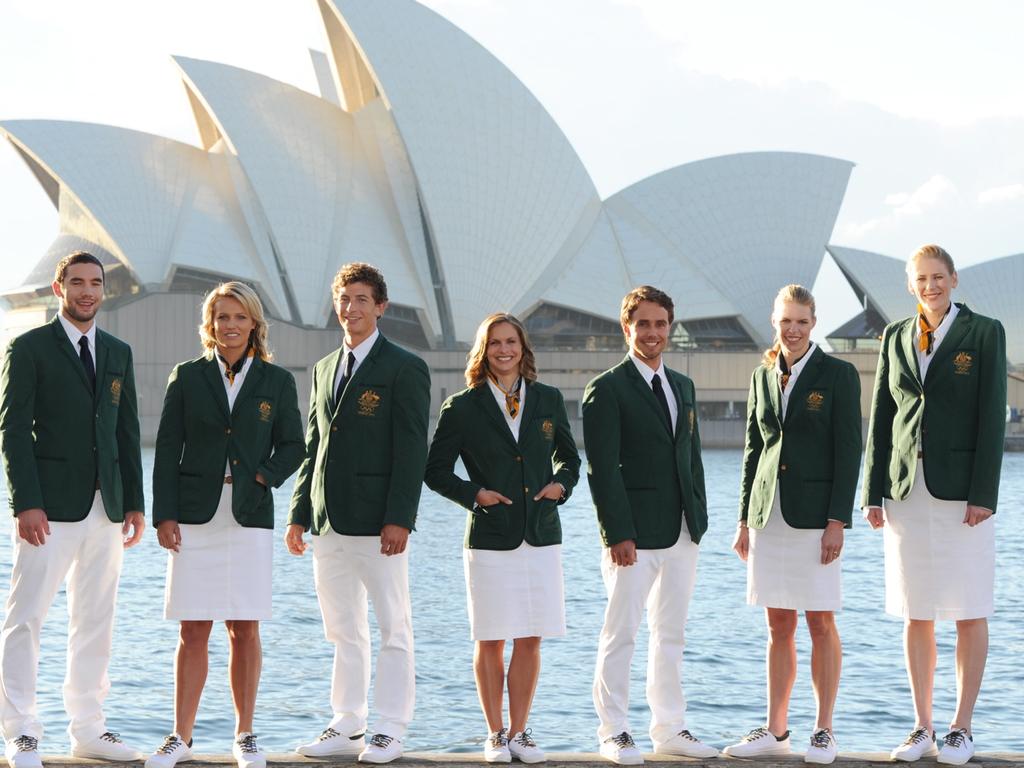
311,531,414,738
0,493,123,744
593,530,699,746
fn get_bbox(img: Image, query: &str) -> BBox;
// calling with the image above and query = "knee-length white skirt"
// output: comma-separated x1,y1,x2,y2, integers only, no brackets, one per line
164,484,273,621
747,492,841,611
882,459,995,621
463,542,565,641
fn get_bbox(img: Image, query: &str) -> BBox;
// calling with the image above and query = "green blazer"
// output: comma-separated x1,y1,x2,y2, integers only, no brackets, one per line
863,304,1007,511
582,356,708,548
424,381,581,550
288,335,431,536
739,347,862,529
152,355,304,529
0,317,144,522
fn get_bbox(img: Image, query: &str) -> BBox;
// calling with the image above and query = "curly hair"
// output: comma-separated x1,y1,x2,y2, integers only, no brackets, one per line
199,282,272,361
331,262,388,304
762,284,815,367
620,285,674,326
464,313,538,388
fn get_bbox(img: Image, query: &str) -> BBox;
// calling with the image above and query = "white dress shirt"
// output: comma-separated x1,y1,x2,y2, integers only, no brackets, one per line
914,303,959,381
629,353,677,432
334,328,379,397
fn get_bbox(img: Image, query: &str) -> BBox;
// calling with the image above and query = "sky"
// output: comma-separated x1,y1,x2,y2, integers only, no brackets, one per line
1,0,1022,339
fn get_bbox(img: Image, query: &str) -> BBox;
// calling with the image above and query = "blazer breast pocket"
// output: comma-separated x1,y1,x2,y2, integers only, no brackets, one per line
104,371,126,409
251,395,276,425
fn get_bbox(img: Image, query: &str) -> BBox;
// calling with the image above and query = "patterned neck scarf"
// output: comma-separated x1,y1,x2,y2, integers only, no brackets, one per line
217,342,253,385
777,346,811,392
489,374,522,418
917,303,951,355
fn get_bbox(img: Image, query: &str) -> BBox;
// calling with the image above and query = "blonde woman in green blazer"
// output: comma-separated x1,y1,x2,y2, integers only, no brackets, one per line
724,285,861,765
863,245,1006,765
147,282,304,768
425,313,580,764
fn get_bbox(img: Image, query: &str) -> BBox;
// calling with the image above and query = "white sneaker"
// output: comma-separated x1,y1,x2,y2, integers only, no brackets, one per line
509,729,546,763
805,729,838,764
232,732,266,768
891,728,938,761
145,733,194,768
485,728,511,763
722,726,792,757
359,733,403,764
4,735,42,768
296,727,366,756
654,729,718,758
71,731,144,761
600,732,644,765
937,729,974,765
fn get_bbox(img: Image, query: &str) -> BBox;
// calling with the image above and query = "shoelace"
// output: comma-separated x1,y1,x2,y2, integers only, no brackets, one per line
678,730,700,742
369,734,394,749
156,735,184,755
944,729,968,749
236,734,259,754
514,729,536,748
13,736,38,753
489,728,509,748
99,732,123,744
316,728,341,743
810,729,833,749
742,727,771,742
610,732,636,749
900,728,933,747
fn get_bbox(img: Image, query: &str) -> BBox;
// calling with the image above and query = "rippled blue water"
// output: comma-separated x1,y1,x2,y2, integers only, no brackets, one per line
1,450,1021,755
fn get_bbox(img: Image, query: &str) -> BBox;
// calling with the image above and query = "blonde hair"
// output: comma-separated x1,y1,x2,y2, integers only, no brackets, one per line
199,282,272,361
906,243,956,276
762,284,816,367
464,313,538,388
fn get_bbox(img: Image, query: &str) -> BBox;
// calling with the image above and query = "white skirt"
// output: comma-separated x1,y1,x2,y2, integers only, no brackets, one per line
164,484,273,621
747,492,841,611
883,460,995,621
463,542,565,641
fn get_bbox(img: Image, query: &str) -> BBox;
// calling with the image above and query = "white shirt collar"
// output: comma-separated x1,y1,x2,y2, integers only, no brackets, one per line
913,302,959,351
57,312,96,352
628,352,667,386
344,328,379,363
776,342,817,381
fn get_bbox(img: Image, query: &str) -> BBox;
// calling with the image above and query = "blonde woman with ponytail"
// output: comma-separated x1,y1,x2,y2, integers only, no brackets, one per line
724,285,861,765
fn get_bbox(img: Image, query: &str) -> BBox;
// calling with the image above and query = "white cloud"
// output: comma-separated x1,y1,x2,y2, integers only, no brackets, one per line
978,184,1024,205
885,175,956,216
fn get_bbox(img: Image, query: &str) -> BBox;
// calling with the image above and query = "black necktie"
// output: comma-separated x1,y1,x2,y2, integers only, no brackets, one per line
78,336,96,392
335,352,355,401
652,373,672,430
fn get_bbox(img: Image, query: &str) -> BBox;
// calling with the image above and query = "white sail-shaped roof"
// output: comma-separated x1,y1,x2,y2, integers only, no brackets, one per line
0,119,269,300
603,152,853,346
324,0,603,341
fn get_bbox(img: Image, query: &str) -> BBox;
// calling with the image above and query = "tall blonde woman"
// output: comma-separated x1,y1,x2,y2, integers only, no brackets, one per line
146,283,304,768
725,285,861,765
425,313,580,764
863,245,1006,765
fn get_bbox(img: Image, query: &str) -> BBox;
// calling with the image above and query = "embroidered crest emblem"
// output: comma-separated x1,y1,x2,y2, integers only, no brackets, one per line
953,351,973,375
541,419,554,440
688,409,695,434
807,391,825,411
358,389,382,416
258,400,272,422
110,377,122,405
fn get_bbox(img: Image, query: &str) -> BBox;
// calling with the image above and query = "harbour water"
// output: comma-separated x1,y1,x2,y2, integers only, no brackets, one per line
0,449,1021,755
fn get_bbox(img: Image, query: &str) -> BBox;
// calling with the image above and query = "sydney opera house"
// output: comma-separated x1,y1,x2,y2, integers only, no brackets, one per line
2,0,1021,442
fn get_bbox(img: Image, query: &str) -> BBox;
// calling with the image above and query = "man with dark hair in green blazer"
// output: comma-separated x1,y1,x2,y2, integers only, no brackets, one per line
0,252,145,768
287,263,430,765
584,286,716,766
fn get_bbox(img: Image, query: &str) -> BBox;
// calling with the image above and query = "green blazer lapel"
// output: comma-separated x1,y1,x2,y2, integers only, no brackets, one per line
322,348,343,413
93,332,109,405
782,346,822,425
233,356,266,412
900,318,923,385
472,384,518,448
201,357,231,420
667,371,687,440
624,358,672,435
924,303,971,386
766,363,783,422
517,381,541,447
50,318,92,394
339,335,386,408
